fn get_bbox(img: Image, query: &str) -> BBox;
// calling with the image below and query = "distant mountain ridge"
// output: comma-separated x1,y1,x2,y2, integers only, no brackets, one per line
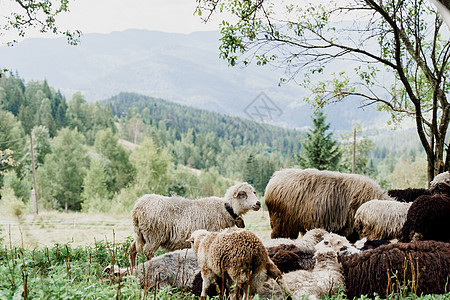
0,29,391,131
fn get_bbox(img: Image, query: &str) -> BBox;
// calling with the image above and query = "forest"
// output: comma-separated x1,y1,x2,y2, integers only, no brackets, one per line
0,73,429,215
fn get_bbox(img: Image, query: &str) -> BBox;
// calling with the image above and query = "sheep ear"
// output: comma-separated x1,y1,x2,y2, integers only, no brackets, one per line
235,217,245,228
187,236,195,243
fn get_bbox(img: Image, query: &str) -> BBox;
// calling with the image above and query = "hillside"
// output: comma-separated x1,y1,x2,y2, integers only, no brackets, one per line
107,92,303,156
0,29,391,131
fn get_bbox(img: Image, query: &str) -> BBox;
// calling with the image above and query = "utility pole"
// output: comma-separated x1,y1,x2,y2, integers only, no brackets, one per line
30,133,38,215
352,127,356,174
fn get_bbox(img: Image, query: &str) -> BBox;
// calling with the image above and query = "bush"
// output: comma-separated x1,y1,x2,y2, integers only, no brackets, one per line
0,187,26,218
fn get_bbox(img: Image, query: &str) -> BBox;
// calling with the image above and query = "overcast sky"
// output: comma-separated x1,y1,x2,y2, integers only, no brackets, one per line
60,0,221,34
0,0,224,42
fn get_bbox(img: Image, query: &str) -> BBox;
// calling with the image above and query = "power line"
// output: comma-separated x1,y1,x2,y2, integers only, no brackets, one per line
0,136,28,145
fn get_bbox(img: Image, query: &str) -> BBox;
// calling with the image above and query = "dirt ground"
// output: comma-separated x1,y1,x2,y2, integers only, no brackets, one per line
0,209,272,249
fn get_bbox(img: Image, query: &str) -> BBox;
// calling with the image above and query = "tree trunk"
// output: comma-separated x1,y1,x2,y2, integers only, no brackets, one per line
445,145,450,172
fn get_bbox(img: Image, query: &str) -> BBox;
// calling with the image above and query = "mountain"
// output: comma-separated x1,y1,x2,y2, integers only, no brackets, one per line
0,29,391,131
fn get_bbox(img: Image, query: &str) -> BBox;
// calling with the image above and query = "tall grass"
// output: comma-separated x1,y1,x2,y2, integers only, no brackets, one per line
0,230,448,299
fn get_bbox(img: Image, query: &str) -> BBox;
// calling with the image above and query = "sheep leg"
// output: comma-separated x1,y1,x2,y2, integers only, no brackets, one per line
200,270,216,300
128,241,138,270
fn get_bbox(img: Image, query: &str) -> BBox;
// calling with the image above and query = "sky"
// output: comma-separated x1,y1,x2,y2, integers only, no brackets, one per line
59,0,221,34
0,0,224,42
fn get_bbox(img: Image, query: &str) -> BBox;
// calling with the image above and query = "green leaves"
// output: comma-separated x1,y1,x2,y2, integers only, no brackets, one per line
2,0,82,46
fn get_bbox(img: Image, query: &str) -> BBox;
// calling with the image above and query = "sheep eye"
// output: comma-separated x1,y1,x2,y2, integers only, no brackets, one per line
238,192,247,198
324,241,329,245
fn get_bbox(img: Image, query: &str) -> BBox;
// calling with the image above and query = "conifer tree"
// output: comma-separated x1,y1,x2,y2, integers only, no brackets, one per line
297,109,341,171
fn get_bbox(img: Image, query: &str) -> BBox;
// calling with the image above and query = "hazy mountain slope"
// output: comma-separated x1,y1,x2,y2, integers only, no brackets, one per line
0,29,391,130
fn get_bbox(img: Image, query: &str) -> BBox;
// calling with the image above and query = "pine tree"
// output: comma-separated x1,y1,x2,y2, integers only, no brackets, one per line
297,109,341,171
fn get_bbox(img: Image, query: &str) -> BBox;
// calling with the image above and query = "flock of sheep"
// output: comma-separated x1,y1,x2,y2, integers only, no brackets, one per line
104,168,450,299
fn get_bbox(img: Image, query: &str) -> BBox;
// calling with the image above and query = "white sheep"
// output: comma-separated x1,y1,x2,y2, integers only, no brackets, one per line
188,228,291,300
354,199,412,240
128,182,261,268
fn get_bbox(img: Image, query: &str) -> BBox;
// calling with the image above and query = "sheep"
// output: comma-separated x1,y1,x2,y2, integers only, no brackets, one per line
282,239,346,300
128,182,260,268
259,233,350,300
354,199,412,240
268,245,316,273
265,168,391,241
340,240,450,299
400,193,450,242
354,237,394,251
103,248,199,289
191,230,358,299
261,228,328,249
387,188,431,202
188,228,291,300
430,171,450,195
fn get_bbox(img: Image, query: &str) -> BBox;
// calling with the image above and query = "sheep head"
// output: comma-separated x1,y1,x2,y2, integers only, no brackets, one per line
430,171,450,195
225,182,261,215
318,233,360,257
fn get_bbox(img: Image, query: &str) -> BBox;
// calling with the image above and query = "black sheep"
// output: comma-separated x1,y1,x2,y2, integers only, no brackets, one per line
266,244,315,272
340,241,450,299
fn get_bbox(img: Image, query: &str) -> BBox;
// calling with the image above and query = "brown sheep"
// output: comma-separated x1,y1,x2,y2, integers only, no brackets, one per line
265,168,391,241
188,228,291,300
340,240,450,299
400,193,450,242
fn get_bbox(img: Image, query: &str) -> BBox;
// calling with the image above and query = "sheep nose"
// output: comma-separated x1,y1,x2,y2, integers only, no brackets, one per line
255,201,261,208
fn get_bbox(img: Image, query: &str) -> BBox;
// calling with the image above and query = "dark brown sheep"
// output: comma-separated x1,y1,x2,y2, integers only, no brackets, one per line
266,244,315,273
387,188,431,203
340,241,450,299
400,194,450,242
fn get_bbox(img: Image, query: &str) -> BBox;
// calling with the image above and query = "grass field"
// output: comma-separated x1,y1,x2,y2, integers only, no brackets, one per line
1,209,449,299
0,209,272,249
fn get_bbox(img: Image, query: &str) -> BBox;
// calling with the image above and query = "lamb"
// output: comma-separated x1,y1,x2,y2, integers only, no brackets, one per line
104,248,199,289
259,233,350,300
281,239,346,300
265,168,391,241
387,188,431,202
400,193,450,242
188,228,291,300
128,182,260,268
340,240,450,299
354,199,412,240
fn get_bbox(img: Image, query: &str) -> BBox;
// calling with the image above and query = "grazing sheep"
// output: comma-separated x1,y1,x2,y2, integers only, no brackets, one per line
430,171,450,195
354,199,412,240
387,188,431,202
400,193,450,242
340,241,450,299
265,168,391,241
188,228,291,300
129,182,260,268
103,248,199,289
